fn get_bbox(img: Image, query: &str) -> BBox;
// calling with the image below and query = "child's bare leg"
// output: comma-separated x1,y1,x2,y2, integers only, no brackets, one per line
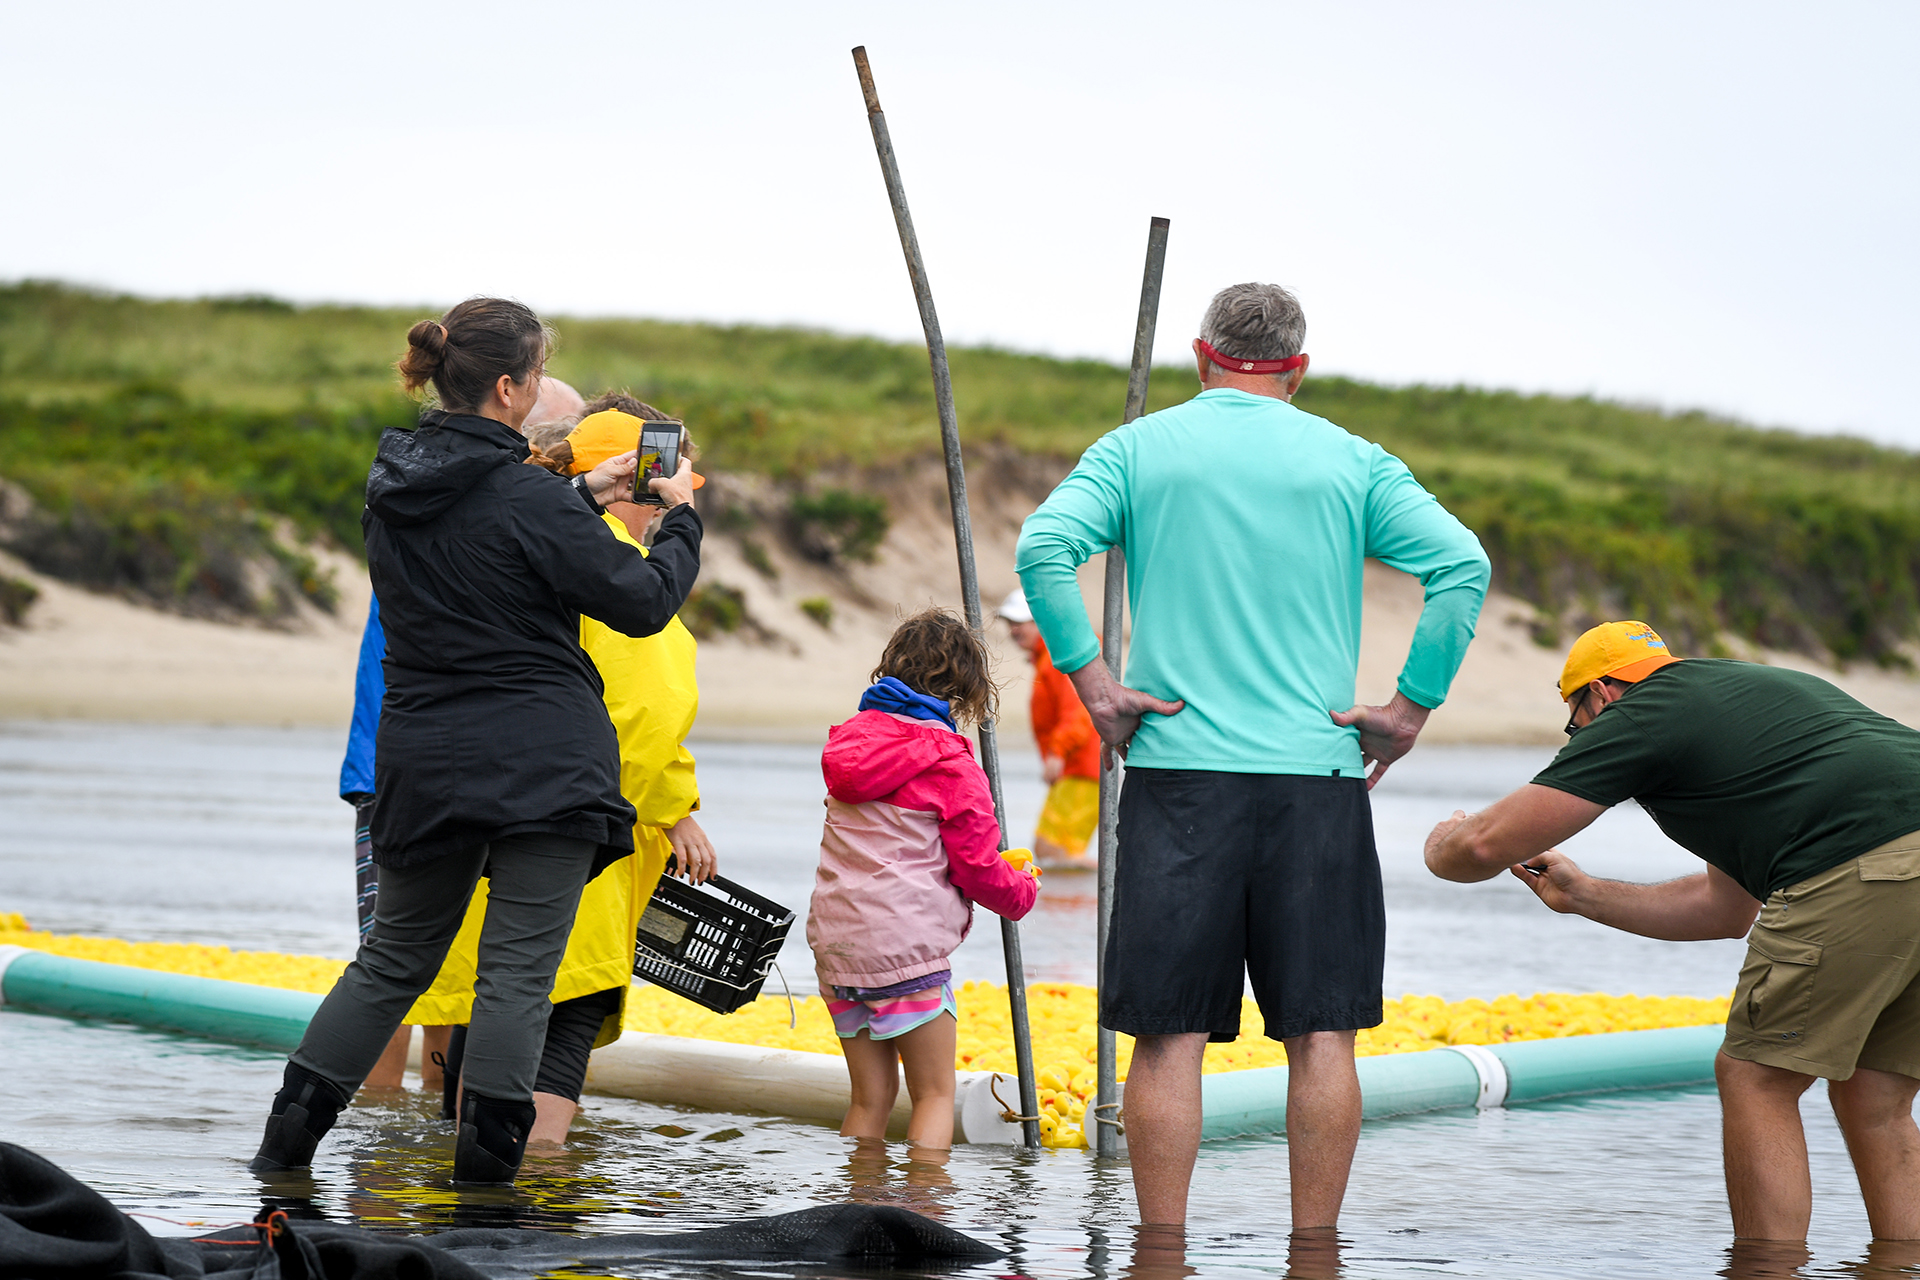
844,1135,891,1200
841,1030,901,1139
895,1013,957,1150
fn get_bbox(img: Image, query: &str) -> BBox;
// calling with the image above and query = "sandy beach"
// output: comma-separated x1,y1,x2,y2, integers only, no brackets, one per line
6,463,1920,745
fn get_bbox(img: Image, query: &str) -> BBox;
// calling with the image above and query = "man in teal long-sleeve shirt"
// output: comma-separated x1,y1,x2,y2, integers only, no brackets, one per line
1016,282,1490,1231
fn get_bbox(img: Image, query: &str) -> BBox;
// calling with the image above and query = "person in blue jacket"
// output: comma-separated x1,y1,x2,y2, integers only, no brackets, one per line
341,594,382,933
341,595,452,1089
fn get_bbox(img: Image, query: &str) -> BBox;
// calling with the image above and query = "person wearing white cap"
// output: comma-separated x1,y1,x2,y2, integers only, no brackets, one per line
997,588,1101,869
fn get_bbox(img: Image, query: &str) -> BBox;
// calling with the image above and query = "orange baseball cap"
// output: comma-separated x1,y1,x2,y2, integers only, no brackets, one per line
564,409,704,490
1558,621,1680,700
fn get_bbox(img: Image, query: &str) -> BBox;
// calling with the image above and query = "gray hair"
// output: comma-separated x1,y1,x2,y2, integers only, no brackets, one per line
523,417,581,452
1198,282,1306,364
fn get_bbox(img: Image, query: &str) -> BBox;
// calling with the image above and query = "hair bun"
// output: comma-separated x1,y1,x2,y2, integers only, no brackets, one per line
409,319,448,357
399,319,449,392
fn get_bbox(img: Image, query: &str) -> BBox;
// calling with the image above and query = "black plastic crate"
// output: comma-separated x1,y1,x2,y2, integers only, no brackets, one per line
633,873,796,1014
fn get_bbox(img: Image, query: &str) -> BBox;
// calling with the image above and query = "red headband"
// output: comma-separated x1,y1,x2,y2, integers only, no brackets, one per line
1198,339,1306,375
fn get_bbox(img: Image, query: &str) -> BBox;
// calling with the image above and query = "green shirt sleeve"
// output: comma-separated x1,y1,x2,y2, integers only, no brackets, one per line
1532,706,1669,807
1014,431,1128,675
1362,449,1492,708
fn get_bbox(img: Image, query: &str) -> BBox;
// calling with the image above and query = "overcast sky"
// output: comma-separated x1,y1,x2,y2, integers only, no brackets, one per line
7,2,1916,446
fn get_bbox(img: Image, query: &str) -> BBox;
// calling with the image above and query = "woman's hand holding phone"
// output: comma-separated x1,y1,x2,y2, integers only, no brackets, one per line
582,450,639,506
648,457,696,509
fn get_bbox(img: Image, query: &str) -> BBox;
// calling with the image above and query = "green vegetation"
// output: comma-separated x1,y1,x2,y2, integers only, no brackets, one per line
4,280,1919,662
1294,381,1920,664
800,596,835,630
677,583,746,640
739,537,778,580
0,385,362,618
0,280,1172,468
789,489,890,564
0,575,36,626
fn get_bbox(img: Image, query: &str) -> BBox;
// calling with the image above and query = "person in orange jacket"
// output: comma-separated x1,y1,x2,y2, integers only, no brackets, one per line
998,589,1100,869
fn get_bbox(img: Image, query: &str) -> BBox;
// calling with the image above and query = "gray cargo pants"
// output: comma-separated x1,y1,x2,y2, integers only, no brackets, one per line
291,830,597,1102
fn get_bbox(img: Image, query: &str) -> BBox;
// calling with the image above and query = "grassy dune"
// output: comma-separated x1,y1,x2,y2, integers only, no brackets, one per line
3,281,1918,662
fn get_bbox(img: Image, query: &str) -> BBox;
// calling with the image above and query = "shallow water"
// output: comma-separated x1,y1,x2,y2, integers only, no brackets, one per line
0,721,1903,1276
0,722,1745,997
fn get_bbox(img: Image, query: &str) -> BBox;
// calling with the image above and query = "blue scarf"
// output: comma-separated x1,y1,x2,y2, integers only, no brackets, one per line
858,677,957,731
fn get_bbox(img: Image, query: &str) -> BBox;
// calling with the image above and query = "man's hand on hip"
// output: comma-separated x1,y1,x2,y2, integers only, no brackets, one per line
1329,691,1431,789
1066,659,1184,764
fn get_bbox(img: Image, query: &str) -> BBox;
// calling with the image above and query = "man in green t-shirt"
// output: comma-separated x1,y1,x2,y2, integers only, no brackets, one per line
1426,620,1920,1244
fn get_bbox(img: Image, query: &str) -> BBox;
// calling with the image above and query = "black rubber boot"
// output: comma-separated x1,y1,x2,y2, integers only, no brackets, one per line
452,1090,536,1186
248,1062,349,1174
437,1025,468,1122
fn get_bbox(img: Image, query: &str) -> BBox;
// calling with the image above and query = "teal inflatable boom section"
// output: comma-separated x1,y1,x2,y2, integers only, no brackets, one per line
1202,1025,1725,1140
0,946,321,1052
0,946,1727,1135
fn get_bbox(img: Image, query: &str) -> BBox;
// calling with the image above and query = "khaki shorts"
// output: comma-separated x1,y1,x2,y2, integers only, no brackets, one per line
1722,831,1920,1080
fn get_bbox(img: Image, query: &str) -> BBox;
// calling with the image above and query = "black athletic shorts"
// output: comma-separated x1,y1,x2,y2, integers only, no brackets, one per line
1103,768,1385,1042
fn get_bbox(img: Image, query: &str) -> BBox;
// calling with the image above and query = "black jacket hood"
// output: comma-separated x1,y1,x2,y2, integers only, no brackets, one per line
365,410,530,527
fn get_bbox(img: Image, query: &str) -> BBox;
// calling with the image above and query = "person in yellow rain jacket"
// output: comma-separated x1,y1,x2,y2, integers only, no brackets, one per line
408,395,717,1146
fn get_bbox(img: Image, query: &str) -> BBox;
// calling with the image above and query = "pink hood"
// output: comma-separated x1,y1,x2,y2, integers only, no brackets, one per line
824,709,973,802
807,710,1037,988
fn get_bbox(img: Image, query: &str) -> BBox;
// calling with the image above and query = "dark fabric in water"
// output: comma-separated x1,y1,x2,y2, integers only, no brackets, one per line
0,1143,476,1280
0,1141,478,1278
428,1204,1005,1271
0,1142,1001,1279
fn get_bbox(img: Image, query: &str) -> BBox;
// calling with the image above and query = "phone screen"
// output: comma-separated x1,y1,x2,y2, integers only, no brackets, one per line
633,421,684,505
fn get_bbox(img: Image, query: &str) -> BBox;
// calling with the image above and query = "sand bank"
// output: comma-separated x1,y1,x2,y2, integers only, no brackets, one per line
6,464,1920,743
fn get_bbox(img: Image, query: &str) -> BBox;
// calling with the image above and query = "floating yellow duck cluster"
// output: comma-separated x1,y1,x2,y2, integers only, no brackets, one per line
0,924,1729,1151
0,925,347,992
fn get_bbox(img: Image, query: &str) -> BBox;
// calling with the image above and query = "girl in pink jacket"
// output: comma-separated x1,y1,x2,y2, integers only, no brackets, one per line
808,609,1040,1149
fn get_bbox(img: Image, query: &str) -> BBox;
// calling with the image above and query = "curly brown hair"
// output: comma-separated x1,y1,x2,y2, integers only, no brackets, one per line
522,432,574,475
872,607,998,726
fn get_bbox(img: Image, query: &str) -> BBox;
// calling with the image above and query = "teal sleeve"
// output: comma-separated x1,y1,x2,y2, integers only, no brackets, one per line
1013,432,1128,674
1364,450,1492,709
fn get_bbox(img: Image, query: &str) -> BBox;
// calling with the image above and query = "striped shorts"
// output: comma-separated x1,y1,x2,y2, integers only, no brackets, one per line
352,795,378,943
824,980,957,1041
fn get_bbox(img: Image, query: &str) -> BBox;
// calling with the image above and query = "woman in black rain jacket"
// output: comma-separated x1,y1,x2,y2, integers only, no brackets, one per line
248,297,700,1187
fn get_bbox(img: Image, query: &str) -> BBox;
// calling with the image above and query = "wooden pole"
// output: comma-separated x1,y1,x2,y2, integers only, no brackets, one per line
1095,217,1169,1158
851,45,1042,1151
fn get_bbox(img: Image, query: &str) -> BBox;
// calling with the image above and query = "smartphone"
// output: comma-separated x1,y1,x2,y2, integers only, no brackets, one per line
633,421,684,506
